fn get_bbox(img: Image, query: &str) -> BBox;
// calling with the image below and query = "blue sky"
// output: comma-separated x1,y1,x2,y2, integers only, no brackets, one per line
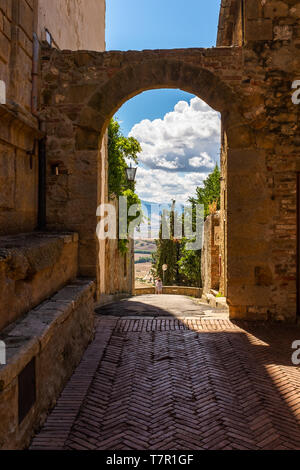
106,0,221,51
106,1,221,205
107,0,221,135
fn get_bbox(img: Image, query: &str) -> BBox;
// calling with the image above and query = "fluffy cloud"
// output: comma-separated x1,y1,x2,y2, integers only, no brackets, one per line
129,97,220,173
135,167,207,205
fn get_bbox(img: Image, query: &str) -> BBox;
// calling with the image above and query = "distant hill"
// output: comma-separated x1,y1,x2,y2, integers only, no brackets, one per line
134,239,156,254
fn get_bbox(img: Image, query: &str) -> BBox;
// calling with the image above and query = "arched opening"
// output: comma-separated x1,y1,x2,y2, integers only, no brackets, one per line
43,48,269,320
73,61,244,309
109,88,222,296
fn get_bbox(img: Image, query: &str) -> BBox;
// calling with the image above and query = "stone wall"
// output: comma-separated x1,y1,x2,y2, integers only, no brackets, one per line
0,1,106,237
104,197,134,298
217,0,300,321
37,0,106,51
134,286,203,298
0,232,78,330
217,0,243,46
0,279,95,450
38,19,300,321
39,46,244,300
0,0,39,235
202,213,221,296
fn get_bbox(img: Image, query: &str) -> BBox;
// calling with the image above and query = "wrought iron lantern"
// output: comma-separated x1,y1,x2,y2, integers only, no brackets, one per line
125,164,137,182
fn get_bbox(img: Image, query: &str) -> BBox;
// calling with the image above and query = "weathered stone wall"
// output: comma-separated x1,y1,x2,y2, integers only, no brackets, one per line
39,46,244,300
202,213,221,295
0,279,95,450
0,0,40,235
0,0,106,236
217,0,300,321
104,197,134,297
134,286,203,298
39,13,300,322
217,0,243,46
0,232,78,331
37,0,106,51
0,0,108,451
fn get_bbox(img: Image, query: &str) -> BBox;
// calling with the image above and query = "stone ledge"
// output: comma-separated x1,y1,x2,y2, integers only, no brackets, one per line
0,279,95,391
0,104,43,151
0,231,79,331
0,278,96,450
134,286,203,298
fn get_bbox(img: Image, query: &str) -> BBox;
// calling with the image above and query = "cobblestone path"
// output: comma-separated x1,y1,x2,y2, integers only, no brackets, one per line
31,296,300,450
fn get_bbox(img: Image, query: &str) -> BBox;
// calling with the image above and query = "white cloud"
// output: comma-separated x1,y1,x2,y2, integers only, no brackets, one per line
189,152,214,169
135,167,207,205
127,96,220,206
129,96,220,173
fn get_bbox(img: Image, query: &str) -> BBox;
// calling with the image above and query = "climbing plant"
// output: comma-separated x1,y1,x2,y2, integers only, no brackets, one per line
189,164,220,219
108,118,142,254
108,118,141,197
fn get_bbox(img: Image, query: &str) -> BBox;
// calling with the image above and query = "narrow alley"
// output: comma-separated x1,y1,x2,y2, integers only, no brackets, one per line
31,296,300,450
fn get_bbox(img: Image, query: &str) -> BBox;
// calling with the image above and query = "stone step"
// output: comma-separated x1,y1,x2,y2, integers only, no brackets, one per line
202,293,228,310
0,278,95,450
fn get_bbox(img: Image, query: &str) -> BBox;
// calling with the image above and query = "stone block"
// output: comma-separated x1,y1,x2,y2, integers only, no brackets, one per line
18,0,33,39
0,279,95,449
0,147,15,209
0,232,79,331
0,30,9,63
244,0,260,19
245,19,274,41
264,1,289,18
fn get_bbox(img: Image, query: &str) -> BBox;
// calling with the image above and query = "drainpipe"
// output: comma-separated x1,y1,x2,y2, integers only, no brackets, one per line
38,131,46,230
32,2,47,229
241,0,245,45
31,32,39,116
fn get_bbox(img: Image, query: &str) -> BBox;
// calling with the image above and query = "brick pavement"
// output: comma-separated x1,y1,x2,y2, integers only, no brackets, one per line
31,298,300,450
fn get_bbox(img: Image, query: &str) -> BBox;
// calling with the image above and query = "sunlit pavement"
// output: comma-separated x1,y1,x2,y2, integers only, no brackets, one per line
31,295,300,450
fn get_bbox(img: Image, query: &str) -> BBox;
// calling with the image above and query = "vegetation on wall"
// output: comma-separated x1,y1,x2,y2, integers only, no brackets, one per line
178,241,202,288
108,118,142,254
108,118,141,196
189,164,220,219
152,165,221,287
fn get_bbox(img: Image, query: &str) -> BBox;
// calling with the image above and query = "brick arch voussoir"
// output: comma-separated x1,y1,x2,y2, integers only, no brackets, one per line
77,59,244,145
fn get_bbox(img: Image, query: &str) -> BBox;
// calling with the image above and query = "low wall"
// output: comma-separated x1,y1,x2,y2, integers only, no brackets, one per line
0,279,95,450
134,286,203,298
0,232,78,331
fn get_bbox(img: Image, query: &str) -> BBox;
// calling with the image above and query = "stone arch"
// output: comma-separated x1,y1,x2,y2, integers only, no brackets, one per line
70,58,250,308
76,58,244,146
44,49,268,319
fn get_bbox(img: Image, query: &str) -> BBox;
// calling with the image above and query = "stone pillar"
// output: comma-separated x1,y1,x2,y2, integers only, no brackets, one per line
202,212,221,295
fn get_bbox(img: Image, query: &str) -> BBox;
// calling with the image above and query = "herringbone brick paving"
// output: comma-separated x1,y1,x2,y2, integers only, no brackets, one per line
31,302,300,450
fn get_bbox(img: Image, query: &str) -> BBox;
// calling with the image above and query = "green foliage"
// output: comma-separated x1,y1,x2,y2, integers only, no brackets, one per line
118,189,143,254
108,118,141,197
189,164,221,219
152,165,221,287
107,118,142,254
152,207,189,286
178,240,202,288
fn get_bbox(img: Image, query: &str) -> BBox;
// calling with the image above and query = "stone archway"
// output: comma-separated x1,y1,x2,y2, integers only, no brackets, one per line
41,47,273,321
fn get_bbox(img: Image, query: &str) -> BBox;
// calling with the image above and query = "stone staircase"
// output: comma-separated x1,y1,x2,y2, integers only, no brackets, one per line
202,289,228,310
